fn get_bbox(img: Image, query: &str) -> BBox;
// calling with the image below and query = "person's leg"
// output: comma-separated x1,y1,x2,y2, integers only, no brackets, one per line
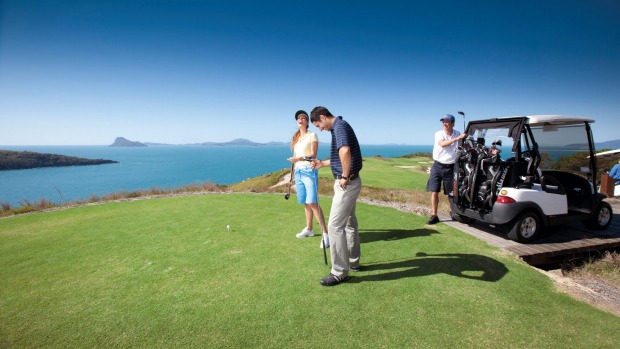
307,169,328,246
295,168,306,205
295,168,314,237
327,178,361,278
313,204,327,233
426,163,442,224
304,204,314,231
442,167,455,196
431,191,439,216
308,203,329,247
344,179,362,268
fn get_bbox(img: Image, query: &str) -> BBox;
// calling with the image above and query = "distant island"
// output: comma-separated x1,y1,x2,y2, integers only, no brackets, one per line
0,150,118,171
565,139,620,150
114,137,286,147
110,137,147,147
199,138,286,146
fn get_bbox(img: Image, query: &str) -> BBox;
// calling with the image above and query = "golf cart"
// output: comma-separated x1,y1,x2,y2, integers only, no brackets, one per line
449,115,613,243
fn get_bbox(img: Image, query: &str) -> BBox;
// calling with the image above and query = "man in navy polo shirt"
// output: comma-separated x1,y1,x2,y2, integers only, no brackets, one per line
310,106,363,286
426,114,467,224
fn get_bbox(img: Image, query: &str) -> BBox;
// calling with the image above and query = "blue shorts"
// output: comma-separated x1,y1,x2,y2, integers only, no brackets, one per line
294,166,319,204
426,161,455,195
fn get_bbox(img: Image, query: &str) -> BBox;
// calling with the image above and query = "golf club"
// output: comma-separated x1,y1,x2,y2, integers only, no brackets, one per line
284,163,294,200
458,111,465,131
314,169,328,266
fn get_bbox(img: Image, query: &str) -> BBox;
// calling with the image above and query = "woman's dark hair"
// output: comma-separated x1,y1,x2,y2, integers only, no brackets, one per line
310,106,333,122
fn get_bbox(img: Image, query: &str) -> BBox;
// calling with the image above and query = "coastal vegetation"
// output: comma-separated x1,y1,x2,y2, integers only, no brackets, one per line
0,150,117,171
548,149,618,172
564,251,620,288
0,156,442,217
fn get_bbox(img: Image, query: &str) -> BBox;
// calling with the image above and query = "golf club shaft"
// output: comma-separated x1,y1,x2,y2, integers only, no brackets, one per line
315,169,328,266
285,163,294,199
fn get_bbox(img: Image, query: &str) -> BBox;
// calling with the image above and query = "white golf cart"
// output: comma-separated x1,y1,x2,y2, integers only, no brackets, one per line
449,115,613,243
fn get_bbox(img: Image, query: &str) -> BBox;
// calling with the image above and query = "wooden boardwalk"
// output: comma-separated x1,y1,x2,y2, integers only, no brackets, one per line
442,199,620,266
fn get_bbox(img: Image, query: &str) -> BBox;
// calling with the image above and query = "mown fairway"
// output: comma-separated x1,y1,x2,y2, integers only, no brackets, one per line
318,156,432,190
1,194,619,348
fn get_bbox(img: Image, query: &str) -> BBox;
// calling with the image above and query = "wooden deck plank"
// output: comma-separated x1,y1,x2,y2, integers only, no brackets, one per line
443,199,620,266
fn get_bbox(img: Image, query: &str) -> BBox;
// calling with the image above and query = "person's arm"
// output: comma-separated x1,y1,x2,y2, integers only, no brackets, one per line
311,158,330,169
288,153,303,164
309,141,318,159
339,146,351,177
338,146,351,188
438,133,466,147
288,141,318,163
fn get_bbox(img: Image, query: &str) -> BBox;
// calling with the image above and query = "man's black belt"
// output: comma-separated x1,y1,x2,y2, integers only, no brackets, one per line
334,173,359,180
434,161,454,169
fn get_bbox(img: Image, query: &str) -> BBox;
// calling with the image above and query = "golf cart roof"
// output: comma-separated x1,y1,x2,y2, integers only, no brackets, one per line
594,149,620,157
524,115,594,126
496,115,593,126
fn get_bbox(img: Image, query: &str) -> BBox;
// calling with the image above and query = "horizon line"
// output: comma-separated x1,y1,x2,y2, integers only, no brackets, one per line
0,143,435,147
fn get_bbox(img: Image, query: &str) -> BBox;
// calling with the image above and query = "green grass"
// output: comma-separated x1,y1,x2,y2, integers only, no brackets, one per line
360,156,432,190
1,194,619,348
318,156,432,190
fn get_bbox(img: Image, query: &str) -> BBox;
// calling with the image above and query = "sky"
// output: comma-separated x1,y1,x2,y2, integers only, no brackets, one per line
1,0,619,146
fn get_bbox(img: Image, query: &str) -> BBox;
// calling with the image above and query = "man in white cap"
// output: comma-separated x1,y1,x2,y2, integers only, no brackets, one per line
426,114,467,224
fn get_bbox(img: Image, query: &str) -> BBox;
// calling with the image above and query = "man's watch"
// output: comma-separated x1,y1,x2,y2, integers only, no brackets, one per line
341,175,349,180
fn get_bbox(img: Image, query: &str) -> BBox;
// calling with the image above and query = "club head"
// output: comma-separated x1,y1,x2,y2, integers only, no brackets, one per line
284,193,290,200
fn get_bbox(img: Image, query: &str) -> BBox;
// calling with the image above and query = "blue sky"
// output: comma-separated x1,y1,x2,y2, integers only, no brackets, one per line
1,0,618,146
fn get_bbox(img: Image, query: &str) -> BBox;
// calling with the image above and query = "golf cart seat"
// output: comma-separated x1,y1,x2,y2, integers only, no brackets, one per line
502,159,528,188
543,170,593,212
540,175,565,195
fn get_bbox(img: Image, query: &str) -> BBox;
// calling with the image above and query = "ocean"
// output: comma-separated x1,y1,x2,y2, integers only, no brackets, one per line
0,144,432,206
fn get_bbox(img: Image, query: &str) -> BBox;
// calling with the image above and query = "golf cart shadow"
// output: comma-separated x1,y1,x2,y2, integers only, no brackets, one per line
359,229,440,244
348,252,508,283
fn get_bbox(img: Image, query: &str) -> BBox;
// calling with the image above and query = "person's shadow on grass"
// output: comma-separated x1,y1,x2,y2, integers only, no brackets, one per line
360,229,440,244
349,252,508,283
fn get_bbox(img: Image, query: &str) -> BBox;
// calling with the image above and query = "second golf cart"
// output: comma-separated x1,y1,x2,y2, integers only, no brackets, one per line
449,115,613,243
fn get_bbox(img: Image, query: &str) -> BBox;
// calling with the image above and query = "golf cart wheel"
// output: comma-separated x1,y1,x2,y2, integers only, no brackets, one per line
507,211,541,243
451,211,475,224
583,202,612,230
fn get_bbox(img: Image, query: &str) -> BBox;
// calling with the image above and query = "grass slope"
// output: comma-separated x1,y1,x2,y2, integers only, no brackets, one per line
1,194,619,348
317,156,432,190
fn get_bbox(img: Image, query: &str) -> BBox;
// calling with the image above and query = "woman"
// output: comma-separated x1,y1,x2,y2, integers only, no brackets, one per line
288,110,329,249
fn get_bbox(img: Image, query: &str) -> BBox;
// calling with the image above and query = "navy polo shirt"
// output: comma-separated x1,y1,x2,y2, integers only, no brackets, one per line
330,116,363,176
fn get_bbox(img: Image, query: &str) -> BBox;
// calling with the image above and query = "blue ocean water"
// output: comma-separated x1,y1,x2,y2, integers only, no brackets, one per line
0,144,432,206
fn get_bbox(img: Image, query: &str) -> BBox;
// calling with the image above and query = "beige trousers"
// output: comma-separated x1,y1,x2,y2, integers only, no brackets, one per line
328,177,362,278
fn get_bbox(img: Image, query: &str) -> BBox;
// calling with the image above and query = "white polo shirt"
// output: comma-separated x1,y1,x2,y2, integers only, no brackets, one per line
432,129,461,164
